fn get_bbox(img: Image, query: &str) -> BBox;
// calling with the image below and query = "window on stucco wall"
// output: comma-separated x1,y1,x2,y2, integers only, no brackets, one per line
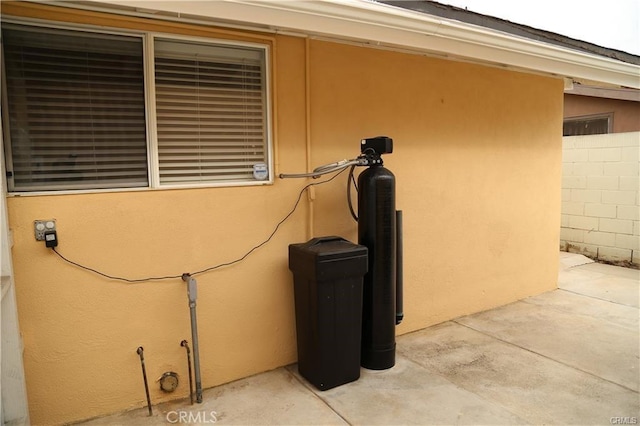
563,114,612,136
1,23,271,193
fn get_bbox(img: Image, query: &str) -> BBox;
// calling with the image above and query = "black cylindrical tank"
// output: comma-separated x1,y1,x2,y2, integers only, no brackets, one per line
358,164,396,370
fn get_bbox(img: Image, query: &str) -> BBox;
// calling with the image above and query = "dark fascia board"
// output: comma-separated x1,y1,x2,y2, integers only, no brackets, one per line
379,0,640,66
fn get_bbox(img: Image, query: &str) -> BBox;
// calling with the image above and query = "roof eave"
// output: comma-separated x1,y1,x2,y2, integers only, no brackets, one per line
75,0,640,88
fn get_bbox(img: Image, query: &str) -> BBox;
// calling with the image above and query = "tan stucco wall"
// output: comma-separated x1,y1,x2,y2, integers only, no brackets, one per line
3,3,563,424
307,41,563,333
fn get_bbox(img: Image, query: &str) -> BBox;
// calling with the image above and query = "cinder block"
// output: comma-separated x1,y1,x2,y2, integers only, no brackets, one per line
599,218,633,234
571,189,601,203
561,201,584,215
584,203,617,218
572,162,603,176
633,250,640,266
635,221,640,236
563,149,589,163
616,234,640,251
571,135,614,149
617,205,639,221
584,231,616,247
562,189,571,201
560,227,584,243
604,162,639,176
562,176,587,189
564,242,598,258
569,133,639,148
589,147,621,162
568,215,598,231
587,176,618,190
598,246,632,263
615,132,640,147
621,146,639,162
602,190,637,206
562,163,573,175
620,176,639,191
561,214,570,227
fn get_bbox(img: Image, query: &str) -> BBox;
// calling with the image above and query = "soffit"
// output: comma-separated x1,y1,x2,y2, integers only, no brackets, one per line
35,0,640,88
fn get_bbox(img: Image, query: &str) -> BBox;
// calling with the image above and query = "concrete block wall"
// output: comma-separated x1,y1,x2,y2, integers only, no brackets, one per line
561,132,639,266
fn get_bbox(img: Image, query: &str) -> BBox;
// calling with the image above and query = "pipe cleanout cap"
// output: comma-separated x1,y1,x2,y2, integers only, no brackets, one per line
159,372,179,392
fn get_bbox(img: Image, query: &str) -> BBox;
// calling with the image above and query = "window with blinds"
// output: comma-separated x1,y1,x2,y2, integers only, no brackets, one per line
1,23,271,193
563,115,611,136
154,39,267,185
2,25,148,191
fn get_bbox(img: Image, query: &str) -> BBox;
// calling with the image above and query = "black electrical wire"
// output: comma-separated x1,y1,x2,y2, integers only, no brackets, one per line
51,168,348,283
191,168,347,276
347,164,359,222
347,149,376,222
52,247,182,283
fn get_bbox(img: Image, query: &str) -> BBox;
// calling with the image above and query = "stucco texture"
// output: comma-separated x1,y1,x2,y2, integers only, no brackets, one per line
307,40,563,333
4,3,563,424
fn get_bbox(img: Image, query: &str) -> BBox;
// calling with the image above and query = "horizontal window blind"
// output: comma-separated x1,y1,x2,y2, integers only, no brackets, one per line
2,25,148,191
154,39,267,185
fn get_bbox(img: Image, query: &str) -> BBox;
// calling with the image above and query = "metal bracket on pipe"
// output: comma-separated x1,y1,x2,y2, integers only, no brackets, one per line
183,273,197,305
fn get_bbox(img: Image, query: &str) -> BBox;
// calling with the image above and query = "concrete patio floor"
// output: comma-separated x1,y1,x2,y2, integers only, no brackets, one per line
80,252,639,425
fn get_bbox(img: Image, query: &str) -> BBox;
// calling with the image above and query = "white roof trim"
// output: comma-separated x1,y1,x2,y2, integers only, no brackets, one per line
79,0,639,88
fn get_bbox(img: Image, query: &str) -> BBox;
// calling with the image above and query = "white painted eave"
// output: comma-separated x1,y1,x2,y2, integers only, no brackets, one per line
73,0,639,88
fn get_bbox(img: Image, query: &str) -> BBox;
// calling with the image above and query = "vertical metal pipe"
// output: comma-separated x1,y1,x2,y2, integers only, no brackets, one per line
136,346,153,416
182,274,203,403
395,210,404,325
181,340,194,405
304,37,314,240
189,308,203,403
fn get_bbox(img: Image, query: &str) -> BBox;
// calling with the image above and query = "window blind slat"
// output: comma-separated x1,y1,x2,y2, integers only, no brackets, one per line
12,170,149,178
156,140,264,145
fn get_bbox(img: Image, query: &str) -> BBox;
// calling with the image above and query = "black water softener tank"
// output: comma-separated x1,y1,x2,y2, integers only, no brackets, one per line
358,159,396,370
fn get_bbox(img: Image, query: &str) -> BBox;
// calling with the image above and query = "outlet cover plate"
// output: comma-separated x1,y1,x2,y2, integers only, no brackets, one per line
34,220,56,241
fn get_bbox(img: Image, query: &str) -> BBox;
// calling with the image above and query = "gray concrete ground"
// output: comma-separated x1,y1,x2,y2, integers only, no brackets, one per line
80,253,639,425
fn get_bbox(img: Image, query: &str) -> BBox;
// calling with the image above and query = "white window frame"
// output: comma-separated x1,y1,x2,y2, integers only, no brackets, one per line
1,19,273,196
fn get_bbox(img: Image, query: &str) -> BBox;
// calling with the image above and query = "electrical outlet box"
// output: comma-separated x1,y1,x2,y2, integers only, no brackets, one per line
34,220,56,241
